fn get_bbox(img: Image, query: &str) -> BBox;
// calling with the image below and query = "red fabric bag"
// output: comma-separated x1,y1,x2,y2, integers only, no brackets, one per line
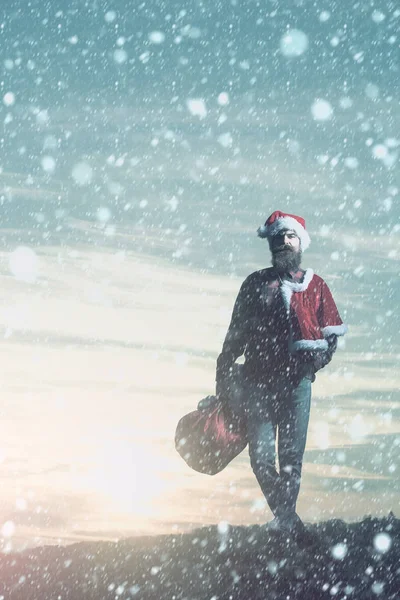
175,397,247,475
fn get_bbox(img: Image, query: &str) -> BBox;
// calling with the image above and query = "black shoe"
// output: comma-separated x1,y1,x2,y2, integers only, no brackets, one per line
266,513,302,534
265,516,285,533
290,519,321,549
267,513,321,548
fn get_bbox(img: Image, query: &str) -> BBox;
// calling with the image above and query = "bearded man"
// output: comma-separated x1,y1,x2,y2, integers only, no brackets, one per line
216,211,348,539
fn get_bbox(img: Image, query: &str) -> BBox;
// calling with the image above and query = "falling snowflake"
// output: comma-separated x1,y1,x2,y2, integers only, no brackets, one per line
280,29,309,57
311,99,334,121
3,92,15,106
186,98,207,119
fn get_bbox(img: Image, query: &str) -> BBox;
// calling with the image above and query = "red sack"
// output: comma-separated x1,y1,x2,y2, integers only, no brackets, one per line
175,397,247,475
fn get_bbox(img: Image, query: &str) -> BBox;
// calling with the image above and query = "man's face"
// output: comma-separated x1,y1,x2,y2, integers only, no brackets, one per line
270,229,302,272
270,230,301,252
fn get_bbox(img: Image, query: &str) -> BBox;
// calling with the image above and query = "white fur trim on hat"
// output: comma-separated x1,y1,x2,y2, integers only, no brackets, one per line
258,216,311,250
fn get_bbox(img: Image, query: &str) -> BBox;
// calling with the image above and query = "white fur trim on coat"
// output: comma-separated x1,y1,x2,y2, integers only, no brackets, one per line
322,324,348,337
280,268,314,313
290,339,329,352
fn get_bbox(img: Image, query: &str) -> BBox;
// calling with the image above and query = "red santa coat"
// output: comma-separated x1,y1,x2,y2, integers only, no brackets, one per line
280,269,348,353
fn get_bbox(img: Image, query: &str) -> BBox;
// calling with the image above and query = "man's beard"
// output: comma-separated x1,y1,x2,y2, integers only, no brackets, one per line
271,246,302,273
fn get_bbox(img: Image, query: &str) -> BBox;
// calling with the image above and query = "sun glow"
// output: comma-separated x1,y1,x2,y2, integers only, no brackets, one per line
86,436,172,516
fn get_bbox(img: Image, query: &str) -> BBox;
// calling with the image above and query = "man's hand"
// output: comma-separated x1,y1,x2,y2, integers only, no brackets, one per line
312,335,338,372
298,335,338,374
326,334,338,353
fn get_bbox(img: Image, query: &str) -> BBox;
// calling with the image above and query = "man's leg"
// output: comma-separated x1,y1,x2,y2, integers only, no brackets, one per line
276,376,312,520
246,383,281,515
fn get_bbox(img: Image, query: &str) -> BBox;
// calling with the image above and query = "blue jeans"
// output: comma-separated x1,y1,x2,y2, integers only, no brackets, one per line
244,375,312,518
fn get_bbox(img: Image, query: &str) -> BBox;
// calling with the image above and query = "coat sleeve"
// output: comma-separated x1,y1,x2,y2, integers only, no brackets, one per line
310,279,347,374
317,279,348,338
216,277,253,386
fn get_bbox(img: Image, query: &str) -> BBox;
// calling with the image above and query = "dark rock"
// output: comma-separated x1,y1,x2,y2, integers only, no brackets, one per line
0,514,398,599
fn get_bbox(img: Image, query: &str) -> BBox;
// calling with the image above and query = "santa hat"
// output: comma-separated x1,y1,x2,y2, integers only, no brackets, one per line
257,210,311,251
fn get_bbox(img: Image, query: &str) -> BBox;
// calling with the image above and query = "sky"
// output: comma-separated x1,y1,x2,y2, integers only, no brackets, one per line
0,0,398,551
